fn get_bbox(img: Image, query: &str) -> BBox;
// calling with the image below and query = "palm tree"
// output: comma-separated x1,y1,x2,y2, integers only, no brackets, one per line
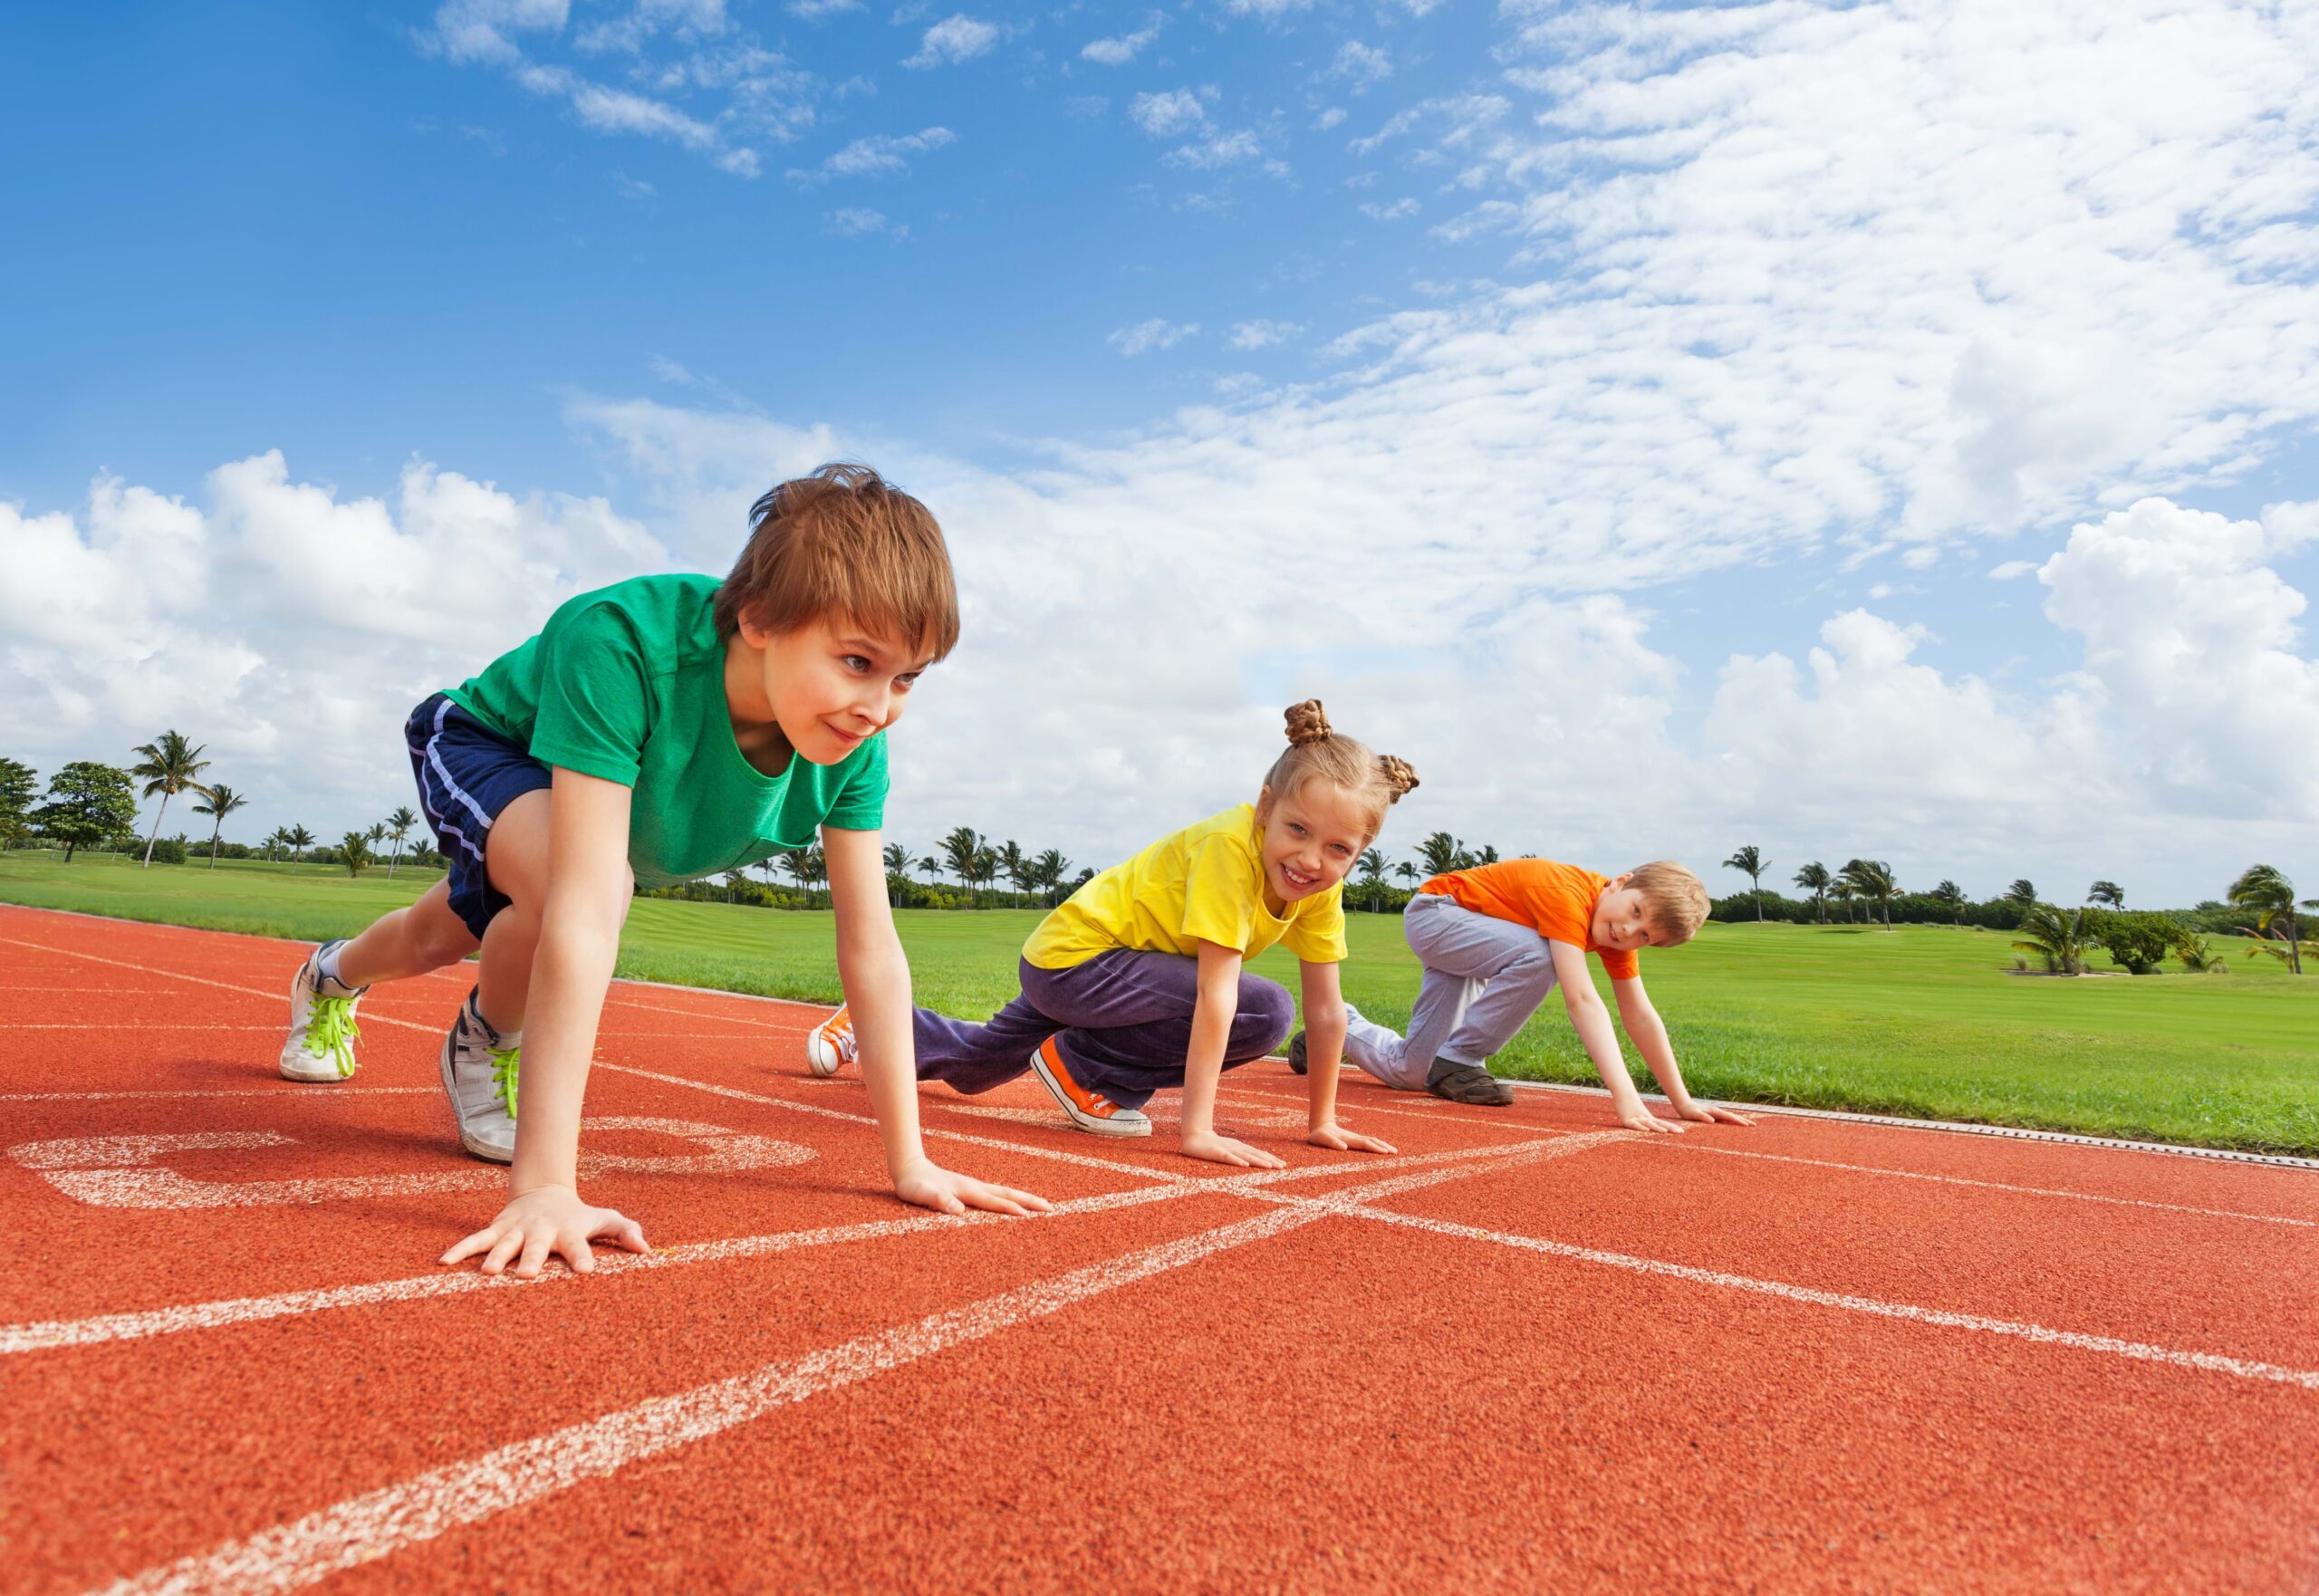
917,853,940,887
129,731,211,868
2229,864,2310,975
2006,879,2037,908
1829,879,1857,924
382,806,419,878
941,827,985,906
2012,902,2090,975
1033,848,1071,907
1840,858,1896,928
777,846,816,894
998,840,1031,903
1930,880,1967,925
1358,847,1387,911
1394,861,1421,889
2088,880,2124,908
972,844,1000,905
190,783,249,871
1417,832,1464,878
802,843,828,903
882,841,909,876
1793,862,1831,924
285,823,314,865
1723,845,1769,921
338,830,372,879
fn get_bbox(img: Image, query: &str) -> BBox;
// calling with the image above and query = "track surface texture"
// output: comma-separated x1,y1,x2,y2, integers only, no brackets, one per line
4,904,2315,1595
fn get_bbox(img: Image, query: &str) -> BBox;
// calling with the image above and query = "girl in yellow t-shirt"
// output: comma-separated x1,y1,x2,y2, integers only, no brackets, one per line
813,701,1418,1168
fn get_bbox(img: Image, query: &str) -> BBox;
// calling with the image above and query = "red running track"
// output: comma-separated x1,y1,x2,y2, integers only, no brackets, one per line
2,903,2315,1594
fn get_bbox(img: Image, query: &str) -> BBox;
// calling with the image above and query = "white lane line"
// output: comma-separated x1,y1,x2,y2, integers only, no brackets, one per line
1219,1080,1552,1136
1641,1140,2319,1230
0,1087,435,1102
601,994,795,1031
89,1149,1554,1596
594,1061,1193,1185
0,939,438,1034
4,1024,284,1031
1288,1196,2319,1393
1,1141,1555,1356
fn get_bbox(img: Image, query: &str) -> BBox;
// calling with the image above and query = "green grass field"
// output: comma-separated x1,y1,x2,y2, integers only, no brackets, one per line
3,851,2312,1154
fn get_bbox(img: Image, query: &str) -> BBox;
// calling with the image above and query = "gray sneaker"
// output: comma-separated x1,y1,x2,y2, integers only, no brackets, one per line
440,990,520,1162
1426,1059,1514,1107
279,941,369,1082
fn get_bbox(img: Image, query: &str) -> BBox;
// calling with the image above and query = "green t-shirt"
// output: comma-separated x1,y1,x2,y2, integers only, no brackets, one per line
442,574,888,889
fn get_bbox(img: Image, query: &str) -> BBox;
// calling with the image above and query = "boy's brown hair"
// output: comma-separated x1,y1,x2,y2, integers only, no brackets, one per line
1627,860,1711,944
715,462,960,660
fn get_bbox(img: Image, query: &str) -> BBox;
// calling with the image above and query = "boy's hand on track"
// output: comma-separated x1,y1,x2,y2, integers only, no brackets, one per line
1181,1130,1287,1169
1308,1122,1398,1156
441,1185,650,1279
1678,1103,1756,1127
893,1156,1052,1217
1618,1105,1687,1134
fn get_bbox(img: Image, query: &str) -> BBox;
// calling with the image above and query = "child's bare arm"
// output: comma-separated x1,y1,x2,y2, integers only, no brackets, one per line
824,826,1051,1216
1550,939,1684,1135
1179,940,1283,1168
1612,977,1753,1127
1296,960,1394,1155
442,768,648,1276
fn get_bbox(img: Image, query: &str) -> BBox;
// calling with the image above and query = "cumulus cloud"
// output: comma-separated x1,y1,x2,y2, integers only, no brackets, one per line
788,125,957,180
825,206,907,237
1227,320,1302,350
1130,88,1206,138
1165,130,1269,172
1359,197,1419,222
1107,318,1199,356
1330,41,1390,88
902,14,996,69
1082,20,1159,65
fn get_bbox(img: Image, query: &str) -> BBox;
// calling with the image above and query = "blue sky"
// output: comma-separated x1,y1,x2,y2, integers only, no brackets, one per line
5,0,2317,906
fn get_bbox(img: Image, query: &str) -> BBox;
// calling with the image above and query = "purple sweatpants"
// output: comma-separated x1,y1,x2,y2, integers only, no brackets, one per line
915,951,1296,1110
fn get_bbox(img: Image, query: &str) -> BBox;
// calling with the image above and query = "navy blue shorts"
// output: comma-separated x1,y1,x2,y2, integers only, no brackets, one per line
404,694,553,942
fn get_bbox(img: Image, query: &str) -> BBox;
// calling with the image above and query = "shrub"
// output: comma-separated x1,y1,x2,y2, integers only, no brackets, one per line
144,836,188,865
2088,909,2183,975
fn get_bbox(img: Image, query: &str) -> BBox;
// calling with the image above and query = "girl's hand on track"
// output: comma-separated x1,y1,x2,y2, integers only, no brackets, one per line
1309,1122,1397,1156
893,1157,1052,1217
441,1185,649,1279
1618,1105,1686,1134
1181,1130,1287,1169
1678,1102,1756,1127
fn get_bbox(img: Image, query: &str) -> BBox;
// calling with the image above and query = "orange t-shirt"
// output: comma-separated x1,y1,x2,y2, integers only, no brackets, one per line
1418,859,1640,980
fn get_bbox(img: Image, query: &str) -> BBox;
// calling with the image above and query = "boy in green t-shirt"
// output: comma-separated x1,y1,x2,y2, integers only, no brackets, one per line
277,464,1050,1276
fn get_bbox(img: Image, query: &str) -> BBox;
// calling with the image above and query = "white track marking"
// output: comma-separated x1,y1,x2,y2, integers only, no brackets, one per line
0,938,438,1033
1640,1140,2319,1229
10,1120,809,1210
600,994,794,1031
1220,1080,1550,1135
0,1087,435,1101
594,1061,1195,1184
0,1141,1560,1355
5,1024,287,1031
1282,1195,2319,1393
948,1100,1311,1133
90,1151,1550,1596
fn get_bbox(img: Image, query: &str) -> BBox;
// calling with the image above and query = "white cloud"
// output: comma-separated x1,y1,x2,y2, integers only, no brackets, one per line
1165,130,1265,171
1330,41,1391,88
1426,199,1516,243
1988,560,2037,580
1217,0,1314,15
423,0,570,66
1130,88,1206,138
1082,21,1159,65
1108,318,1199,356
903,14,996,69
789,125,957,181
826,206,908,238
1359,197,1419,222
1228,320,1303,350
1312,107,1346,131
788,0,861,16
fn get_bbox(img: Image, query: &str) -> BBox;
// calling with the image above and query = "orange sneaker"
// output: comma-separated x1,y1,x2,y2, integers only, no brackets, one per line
805,1005,856,1077
1027,1036,1151,1138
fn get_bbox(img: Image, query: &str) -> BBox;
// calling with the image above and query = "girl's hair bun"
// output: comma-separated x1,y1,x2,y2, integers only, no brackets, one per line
1375,755,1420,803
1284,699,1333,746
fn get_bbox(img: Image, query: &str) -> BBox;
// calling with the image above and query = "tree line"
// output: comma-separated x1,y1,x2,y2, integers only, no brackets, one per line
1718,846,2313,976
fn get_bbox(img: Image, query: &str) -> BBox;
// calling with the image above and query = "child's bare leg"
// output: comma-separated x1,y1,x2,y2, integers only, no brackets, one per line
475,789,553,1035
336,880,480,988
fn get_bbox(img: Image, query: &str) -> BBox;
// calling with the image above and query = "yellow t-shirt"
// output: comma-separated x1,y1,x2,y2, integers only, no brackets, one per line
1023,803,1350,970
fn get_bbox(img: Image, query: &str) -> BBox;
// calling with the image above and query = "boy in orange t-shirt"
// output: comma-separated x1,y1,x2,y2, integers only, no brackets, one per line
1297,858,1753,1131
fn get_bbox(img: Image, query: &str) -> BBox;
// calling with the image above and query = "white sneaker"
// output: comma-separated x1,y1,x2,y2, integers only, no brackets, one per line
279,941,369,1082
439,990,519,1162
805,1005,857,1077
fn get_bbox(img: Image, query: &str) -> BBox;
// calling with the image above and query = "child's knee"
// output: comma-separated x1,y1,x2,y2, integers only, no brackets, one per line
1239,979,1295,1049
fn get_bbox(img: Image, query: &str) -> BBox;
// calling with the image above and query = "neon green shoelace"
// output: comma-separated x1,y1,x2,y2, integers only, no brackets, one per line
490,1043,520,1120
304,995,362,1079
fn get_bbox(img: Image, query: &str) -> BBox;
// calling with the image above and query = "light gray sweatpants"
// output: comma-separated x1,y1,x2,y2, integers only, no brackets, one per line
1342,891,1560,1091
